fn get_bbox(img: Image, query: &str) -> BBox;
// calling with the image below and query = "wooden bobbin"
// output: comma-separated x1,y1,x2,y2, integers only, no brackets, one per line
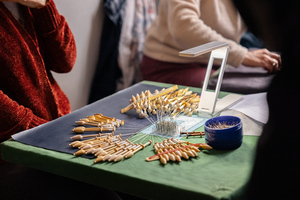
95,142,132,163
145,142,210,163
158,149,167,165
72,126,116,133
75,120,102,127
167,145,181,162
108,148,128,162
113,149,132,162
73,149,86,156
124,140,152,158
70,133,101,140
78,119,103,126
87,115,109,123
121,85,178,113
180,131,205,139
94,113,125,126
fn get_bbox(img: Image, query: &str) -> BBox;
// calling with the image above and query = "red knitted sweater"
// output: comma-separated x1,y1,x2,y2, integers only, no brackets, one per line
0,1,76,143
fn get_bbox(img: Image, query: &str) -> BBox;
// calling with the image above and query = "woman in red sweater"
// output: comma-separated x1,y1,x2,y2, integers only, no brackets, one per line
0,2,124,200
0,0,76,143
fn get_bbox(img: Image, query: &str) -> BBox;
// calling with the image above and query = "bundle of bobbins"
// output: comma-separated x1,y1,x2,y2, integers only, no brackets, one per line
69,132,152,163
121,85,201,119
145,138,212,165
72,113,125,133
121,86,201,137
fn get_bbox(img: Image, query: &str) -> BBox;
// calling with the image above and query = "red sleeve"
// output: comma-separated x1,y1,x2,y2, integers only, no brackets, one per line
29,0,77,73
0,91,48,142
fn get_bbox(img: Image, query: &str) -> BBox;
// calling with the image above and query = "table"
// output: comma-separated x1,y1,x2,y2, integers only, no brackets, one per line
0,81,259,200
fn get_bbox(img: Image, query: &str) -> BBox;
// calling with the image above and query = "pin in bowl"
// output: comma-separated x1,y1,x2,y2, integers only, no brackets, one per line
204,116,243,150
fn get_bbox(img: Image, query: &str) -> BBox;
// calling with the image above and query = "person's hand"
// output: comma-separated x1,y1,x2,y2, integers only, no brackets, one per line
242,49,282,73
0,0,49,8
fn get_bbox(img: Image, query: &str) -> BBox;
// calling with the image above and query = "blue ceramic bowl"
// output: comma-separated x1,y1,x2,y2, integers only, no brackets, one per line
204,116,243,150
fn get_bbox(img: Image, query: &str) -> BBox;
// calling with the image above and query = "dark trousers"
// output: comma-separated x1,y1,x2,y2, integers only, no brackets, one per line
141,55,215,88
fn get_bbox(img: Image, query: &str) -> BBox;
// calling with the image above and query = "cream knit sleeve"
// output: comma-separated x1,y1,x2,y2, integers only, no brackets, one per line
166,0,248,67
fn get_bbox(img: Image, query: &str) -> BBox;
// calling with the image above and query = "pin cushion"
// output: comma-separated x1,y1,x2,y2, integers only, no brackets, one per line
204,116,243,150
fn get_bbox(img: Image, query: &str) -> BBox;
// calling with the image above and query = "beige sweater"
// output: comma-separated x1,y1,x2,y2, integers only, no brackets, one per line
143,0,248,67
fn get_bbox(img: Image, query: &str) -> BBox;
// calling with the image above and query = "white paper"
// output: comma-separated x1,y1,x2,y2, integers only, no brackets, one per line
229,92,269,124
220,109,264,136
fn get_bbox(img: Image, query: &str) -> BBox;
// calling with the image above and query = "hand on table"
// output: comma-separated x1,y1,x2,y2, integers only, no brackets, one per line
242,49,282,73
0,0,49,8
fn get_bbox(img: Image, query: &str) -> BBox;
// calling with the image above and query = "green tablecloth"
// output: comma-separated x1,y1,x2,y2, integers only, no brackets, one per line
1,81,258,200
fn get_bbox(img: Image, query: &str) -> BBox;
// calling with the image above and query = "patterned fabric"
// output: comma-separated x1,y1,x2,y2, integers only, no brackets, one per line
104,0,126,25
133,0,156,63
118,0,157,90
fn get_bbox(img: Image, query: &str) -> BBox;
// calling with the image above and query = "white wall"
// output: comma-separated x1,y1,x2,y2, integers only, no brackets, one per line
53,0,104,111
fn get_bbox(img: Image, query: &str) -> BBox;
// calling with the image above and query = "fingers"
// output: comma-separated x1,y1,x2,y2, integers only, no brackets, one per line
269,52,282,66
263,55,277,73
243,49,281,73
264,50,281,73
